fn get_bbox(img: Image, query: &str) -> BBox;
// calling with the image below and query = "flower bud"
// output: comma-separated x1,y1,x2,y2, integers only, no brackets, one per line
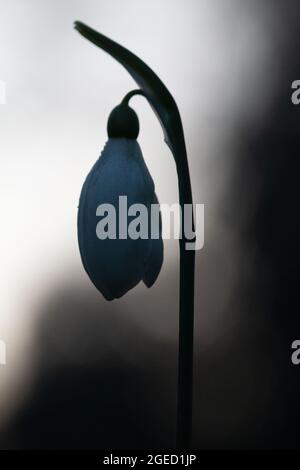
77,106,163,300
107,103,139,139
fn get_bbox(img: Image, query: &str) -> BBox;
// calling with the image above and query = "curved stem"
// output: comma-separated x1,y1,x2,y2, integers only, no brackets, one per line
122,89,146,105
177,192,195,449
75,22,196,449
125,90,195,449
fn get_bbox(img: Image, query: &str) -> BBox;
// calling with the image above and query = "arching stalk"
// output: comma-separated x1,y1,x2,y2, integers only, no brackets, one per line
74,22,196,449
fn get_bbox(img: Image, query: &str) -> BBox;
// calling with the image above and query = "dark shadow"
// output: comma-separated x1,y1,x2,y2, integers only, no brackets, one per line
0,282,177,449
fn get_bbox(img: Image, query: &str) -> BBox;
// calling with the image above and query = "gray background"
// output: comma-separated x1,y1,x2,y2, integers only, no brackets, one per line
0,0,299,448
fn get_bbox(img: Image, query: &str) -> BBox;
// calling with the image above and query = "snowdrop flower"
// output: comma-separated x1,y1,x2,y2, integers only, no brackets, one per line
75,21,195,449
77,102,163,300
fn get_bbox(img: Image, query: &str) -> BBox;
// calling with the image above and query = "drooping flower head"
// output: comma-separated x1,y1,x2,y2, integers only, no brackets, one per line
78,102,163,300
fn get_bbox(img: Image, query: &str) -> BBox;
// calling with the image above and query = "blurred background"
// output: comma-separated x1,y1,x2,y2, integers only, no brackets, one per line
0,0,300,449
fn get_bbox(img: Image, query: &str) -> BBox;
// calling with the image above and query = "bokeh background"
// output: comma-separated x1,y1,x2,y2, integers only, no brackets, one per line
0,0,300,449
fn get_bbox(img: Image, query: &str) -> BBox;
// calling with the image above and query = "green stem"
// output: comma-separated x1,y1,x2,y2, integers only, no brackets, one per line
177,176,195,449
125,90,195,449
122,89,146,105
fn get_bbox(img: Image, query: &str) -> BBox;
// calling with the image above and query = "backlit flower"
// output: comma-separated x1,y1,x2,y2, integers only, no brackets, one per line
77,103,163,300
